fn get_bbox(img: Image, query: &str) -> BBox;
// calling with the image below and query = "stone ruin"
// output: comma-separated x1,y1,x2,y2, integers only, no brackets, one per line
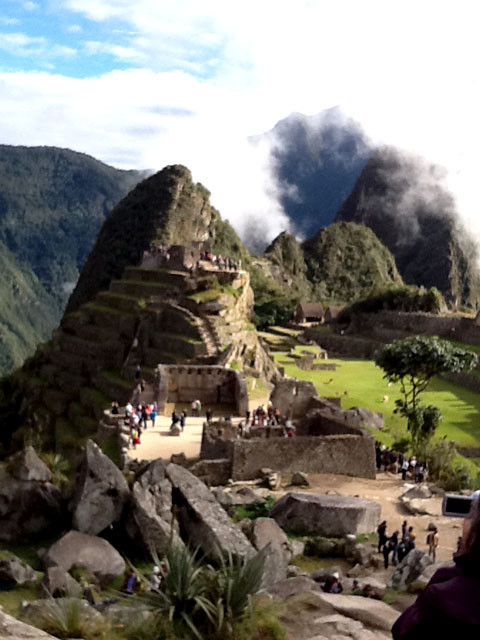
156,364,248,416
197,379,380,483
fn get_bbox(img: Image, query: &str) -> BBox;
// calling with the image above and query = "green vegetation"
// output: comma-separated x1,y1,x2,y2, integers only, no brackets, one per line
375,337,478,450
234,496,276,521
340,285,446,321
302,222,403,304
273,346,480,447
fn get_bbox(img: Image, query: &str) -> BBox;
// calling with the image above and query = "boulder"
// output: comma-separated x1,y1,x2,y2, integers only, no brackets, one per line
165,463,255,561
287,565,305,578
44,530,125,587
0,453,64,543
20,598,104,627
267,576,323,600
0,607,57,640
408,562,447,592
9,447,52,482
291,472,310,487
170,425,181,436
401,483,432,500
212,487,260,515
316,592,399,631
190,459,231,486
401,497,441,517
41,567,82,597
251,517,292,586
290,539,305,557
126,476,183,554
389,549,433,590
0,555,38,588
260,468,281,491
270,493,381,537
71,440,130,535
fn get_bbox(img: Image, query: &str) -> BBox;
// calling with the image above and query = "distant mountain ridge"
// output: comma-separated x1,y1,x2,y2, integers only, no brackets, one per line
0,145,144,373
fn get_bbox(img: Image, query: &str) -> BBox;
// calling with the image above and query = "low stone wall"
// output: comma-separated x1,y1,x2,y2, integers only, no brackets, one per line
157,364,248,415
304,330,379,359
231,434,376,480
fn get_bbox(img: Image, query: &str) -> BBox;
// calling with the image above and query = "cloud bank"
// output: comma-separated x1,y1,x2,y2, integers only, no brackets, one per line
0,0,479,245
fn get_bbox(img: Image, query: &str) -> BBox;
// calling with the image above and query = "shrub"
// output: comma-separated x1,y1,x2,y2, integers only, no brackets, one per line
418,438,478,490
24,597,111,640
234,496,276,521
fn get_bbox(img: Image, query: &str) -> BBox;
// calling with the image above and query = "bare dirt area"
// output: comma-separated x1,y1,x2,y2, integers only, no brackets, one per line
291,471,460,564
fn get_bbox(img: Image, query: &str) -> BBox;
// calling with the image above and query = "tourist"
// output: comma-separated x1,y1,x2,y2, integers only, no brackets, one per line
121,569,137,595
111,401,119,415
375,443,382,471
171,411,180,428
377,520,388,552
150,402,157,427
322,572,343,594
125,402,133,416
206,408,213,422
135,365,141,380
362,584,383,600
150,566,161,592
392,496,480,637
180,410,187,431
401,520,408,542
427,527,439,562
391,530,400,565
401,457,409,481
415,463,426,483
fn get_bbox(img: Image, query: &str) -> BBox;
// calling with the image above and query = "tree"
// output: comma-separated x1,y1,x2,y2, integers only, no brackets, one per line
375,336,478,449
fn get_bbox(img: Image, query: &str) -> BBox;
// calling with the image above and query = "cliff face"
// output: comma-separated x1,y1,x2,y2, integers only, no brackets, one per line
335,148,480,307
0,145,143,374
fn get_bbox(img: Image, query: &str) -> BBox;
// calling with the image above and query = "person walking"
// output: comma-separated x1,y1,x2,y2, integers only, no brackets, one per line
427,527,439,562
393,498,480,637
180,410,186,431
377,520,388,553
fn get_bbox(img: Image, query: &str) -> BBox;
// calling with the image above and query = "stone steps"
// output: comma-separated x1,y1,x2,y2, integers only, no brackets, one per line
143,348,183,367
96,291,144,313
84,302,136,331
110,279,173,299
150,332,205,358
124,266,189,288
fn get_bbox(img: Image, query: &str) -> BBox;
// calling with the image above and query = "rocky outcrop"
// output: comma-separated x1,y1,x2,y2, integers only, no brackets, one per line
44,530,125,587
71,440,130,535
0,555,38,588
126,459,183,554
41,567,82,597
270,493,381,537
250,517,292,587
0,606,57,640
389,549,433,590
165,463,255,561
0,448,63,543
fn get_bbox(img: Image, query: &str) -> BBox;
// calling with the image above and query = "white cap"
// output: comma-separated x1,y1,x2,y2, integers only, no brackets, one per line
152,566,160,574
332,572,340,579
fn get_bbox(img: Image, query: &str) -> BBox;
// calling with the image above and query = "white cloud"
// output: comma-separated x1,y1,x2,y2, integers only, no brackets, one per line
2,0,480,244
0,16,20,25
23,1,39,10
0,31,76,59
66,24,82,33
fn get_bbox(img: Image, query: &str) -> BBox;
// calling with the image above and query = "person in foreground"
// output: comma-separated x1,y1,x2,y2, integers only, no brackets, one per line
392,498,480,638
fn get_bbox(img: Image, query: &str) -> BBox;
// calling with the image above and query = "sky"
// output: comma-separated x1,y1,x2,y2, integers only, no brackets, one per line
1,0,480,240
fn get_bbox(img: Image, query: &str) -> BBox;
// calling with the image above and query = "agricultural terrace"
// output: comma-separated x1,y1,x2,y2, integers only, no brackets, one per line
273,345,480,448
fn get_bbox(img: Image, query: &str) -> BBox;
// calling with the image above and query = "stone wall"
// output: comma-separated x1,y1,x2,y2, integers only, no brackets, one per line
200,421,237,460
231,434,376,480
157,364,248,415
304,330,379,359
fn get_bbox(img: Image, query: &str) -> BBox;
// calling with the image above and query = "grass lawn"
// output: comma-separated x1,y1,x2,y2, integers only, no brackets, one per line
273,347,480,447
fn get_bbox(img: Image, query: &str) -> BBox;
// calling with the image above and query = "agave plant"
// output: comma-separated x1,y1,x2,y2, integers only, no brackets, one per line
24,597,110,640
41,452,71,490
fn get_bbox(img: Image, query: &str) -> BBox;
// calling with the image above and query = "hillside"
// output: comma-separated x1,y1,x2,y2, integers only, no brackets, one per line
335,148,480,307
302,222,403,302
0,165,278,455
266,107,371,237
0,145,143,374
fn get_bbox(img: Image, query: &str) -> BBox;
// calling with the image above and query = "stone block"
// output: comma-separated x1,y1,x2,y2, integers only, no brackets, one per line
270,493,381,537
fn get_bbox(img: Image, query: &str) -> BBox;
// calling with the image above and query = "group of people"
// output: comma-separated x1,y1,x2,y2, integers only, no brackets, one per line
199,250,240,271
240,403,296,438
120,562,169,595
375,444,427,483
119,400,158,449
377,519,418,568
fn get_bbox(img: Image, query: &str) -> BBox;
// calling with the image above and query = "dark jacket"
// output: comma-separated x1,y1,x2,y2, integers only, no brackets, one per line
392,555,480,638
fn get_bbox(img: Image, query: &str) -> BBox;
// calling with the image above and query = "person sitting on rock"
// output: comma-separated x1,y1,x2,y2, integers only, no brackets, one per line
322,572,343,594
150,566,161,592
111,401,119,415
121,569,137,595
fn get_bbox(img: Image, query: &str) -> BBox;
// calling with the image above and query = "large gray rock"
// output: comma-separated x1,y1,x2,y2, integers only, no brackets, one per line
0,555,39,587
389,549,433,590
71,440,130,535
165,463,255,561
190,459,231,486
267,576,323,600
212,486,260,515
0,450,64,543
126,460,183,554
44,530,125,587
251,518,292,586
0,607,57,640
401,497,441,517
270,493,381,537
316,592,399,632
401,483,432,500
20,598,104,627
408,562,448,592
9,447,52,482
41,567,82,598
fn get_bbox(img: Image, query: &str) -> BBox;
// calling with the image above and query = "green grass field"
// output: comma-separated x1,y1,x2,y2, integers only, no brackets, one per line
273,347,480,447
